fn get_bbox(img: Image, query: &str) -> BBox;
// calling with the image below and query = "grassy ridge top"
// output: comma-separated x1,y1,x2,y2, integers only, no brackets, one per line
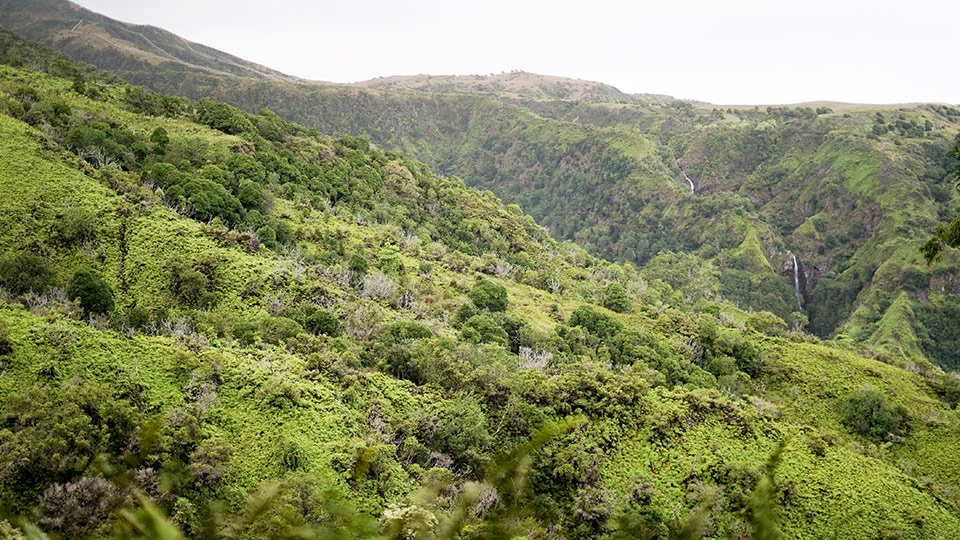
353,71,641,104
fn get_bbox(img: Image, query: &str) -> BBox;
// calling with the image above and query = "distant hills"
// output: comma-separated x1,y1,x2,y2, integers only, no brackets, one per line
354,72,655,104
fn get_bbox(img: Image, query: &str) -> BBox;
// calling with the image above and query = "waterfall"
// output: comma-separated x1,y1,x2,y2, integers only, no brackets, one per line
792,254,803,310
682,171,695,194
676,159,695,194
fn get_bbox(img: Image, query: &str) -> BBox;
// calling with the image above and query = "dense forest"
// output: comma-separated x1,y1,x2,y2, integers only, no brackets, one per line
1,24,960,539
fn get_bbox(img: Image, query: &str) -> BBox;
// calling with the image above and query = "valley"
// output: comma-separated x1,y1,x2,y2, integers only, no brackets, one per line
0,1,959,537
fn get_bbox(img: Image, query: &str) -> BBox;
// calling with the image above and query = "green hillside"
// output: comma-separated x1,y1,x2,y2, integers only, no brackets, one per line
4,0,957,368
155,78,960,369
1,28,960,539
3,0,960,371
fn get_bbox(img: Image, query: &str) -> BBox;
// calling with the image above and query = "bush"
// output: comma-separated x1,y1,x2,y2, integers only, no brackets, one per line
461,315,509,347
469,279,508,312
196,98,255,135
570,305,623,340
0,321,12,356
0,384,141,507
348,253,368,277
256,225,278,251
381,321,433,344
237,179,264,210
166,178,244,226
123,306,152,331
602,282,632,313
66,268,114,315
55,208,97,246
232,318,259,346
840,386,905,440
166,257,217,308
259,316,303,344
305,309,341,337
377,247,404,274
39,476,117,537
0,252,56,295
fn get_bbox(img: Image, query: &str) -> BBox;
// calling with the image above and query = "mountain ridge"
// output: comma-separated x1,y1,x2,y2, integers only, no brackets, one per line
0,0,307,82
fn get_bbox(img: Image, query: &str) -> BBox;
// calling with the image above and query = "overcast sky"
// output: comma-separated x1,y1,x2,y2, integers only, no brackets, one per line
72,0,959,105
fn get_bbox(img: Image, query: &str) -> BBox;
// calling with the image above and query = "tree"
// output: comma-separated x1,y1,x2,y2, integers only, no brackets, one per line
922,137,960,262
67,269,114,315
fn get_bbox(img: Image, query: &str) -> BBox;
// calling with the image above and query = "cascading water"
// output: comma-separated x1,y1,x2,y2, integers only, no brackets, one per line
682,171,695,194
792,254,803,310
676,159,695,194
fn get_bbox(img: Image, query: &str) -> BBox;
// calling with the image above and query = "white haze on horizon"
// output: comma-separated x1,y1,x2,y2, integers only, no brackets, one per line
72,0,959,105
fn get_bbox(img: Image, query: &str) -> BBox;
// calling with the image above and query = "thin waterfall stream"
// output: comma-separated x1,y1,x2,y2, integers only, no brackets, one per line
682,170,695,194
792,254,803,310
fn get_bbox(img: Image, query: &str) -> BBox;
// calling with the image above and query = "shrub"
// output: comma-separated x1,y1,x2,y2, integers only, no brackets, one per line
149,126,169,151
237,179,264,210
66,268,114,315
570,305,623,340
55,208,97,246
0,384,141,504
361,271,397,301
196,98,255,135
123,306,152,331
166,178,244,226
381,321,433,343
938,375,960,408
602,282,632,313
461,315,509,347
166,257,218,308
39,476,117,537
469,279,508,312
348,253,368,277
305,309,341,337
454,303,479,326
259,316,303,344
0,321,12,356
256,225,278,251
840,386,905,440
0,252,56,295
232,318,259,346
344,301,383,341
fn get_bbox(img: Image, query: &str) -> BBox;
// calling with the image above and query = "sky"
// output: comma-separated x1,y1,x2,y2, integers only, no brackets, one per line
72,0,959,105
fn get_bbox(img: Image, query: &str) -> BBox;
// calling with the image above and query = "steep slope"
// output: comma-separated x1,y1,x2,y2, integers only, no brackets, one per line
0,0,302,81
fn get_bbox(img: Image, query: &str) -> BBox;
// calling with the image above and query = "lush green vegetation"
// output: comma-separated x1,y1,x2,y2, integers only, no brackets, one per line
1,20,960,540
35,38,959,367
5,4,960,371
